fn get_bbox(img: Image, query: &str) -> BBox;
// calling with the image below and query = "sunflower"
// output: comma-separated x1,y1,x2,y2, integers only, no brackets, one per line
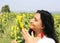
16,15,24,29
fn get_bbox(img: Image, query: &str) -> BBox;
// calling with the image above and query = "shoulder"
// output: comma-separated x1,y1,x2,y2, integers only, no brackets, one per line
36,36,55,43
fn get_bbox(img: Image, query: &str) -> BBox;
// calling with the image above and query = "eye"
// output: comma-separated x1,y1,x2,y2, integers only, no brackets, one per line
34,18,38,21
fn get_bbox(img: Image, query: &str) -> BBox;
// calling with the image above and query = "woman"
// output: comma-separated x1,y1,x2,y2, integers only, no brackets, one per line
12,10,58,43
21,10,58,43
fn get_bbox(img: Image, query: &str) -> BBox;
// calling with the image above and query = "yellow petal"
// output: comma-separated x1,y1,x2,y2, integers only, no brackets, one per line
19,22,24,29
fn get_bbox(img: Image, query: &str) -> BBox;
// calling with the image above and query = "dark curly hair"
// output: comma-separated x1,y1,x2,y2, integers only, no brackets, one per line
29,10,58,43
21,10,58,43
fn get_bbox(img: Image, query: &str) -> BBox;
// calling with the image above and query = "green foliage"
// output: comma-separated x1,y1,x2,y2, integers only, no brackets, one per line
0,12,34,43
1,5,10,13
53,14,60,42
0,13,60,43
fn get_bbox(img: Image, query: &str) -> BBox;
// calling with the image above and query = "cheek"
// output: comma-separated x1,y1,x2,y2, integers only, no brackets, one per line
30,22,37,30
35,22,42,29
30,23,35,29
33,22,39,29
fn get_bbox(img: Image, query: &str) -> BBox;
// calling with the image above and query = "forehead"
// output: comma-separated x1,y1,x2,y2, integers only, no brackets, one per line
34,13,41,19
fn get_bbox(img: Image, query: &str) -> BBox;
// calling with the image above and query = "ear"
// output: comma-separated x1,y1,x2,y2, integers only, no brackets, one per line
41,25,45,29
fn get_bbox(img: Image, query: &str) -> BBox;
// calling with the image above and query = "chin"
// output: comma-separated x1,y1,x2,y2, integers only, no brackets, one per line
28,29,35,35
30,27,35,32
30,26,33,29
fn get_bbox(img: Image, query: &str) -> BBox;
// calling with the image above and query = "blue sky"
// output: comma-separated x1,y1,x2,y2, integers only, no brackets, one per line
0,0,60,12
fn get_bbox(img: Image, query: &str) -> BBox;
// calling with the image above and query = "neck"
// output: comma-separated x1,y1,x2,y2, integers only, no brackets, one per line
35,30,44,39
35,33,40,37
35,30,43,37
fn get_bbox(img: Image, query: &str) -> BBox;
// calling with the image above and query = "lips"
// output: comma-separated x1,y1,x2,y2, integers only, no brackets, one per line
30,23,34,26
29,24,34,29
30,24,33,27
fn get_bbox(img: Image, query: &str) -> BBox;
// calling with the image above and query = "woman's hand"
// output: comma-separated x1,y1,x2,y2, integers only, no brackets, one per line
11,39,17,43
21,28,35,43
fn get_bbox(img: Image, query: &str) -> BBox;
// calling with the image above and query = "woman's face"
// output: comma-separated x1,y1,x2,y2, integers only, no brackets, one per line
30,13,44,32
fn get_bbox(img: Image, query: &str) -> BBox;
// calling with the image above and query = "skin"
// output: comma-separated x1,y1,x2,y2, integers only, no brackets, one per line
21,13,44,43
12,13,44,43
30,13,44,36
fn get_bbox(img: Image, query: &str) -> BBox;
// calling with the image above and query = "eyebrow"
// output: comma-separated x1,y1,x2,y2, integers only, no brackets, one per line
34,17,37,20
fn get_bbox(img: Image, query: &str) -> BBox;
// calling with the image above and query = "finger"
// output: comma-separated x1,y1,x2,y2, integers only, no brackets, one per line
20,28,24,32
21,29,30,40
22,28,27,34
21,29,27,36
21,29,27,39
31,31,34,37
11,39,17,43
21,29,29,37
24,29,31,36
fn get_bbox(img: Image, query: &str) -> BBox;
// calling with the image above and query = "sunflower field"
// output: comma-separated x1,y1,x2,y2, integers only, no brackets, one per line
0,12,60,43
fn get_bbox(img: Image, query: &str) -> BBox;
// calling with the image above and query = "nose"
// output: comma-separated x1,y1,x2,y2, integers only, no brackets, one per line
30,19,33,23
